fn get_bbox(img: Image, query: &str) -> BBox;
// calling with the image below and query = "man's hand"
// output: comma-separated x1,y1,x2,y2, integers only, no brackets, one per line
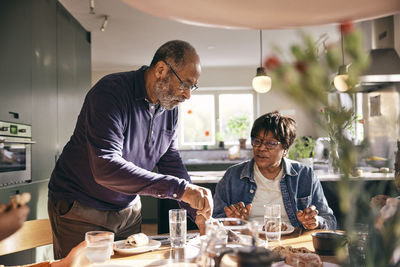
181,184,213,219
195,214,207,235
297,205,319,230
224,202,252,220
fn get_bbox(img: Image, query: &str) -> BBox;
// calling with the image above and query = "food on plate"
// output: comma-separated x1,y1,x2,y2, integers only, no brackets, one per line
11,193,31,208
273,246,322,267
0,193,31,212
262,222,288,232
272,246,313,258
285,252,323,267
125,233,149,247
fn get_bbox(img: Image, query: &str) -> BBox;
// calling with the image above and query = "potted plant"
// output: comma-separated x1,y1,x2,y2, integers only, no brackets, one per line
227,115,250,149
288,136,316,167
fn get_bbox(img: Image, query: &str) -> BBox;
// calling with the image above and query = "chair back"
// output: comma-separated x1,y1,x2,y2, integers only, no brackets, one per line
0,218,53,256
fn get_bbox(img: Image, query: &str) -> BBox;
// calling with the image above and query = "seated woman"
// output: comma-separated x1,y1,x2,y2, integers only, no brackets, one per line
213,111,336,230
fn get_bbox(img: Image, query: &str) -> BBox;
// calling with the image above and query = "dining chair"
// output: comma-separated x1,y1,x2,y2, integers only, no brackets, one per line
0,218,53,256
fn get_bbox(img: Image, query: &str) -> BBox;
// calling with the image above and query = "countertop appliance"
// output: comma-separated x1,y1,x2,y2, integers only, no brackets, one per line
0,121,35,186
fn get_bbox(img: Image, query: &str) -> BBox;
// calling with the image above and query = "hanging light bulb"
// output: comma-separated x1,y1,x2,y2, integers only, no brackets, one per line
334,31,349,92
334,65,349,92
252,30,271,93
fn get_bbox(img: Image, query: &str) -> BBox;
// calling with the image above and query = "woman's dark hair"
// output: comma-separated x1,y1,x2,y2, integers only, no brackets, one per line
250,111,297,150
150,40,197,69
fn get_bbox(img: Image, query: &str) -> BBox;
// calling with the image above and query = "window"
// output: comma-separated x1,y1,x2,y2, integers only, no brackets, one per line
180,95,215,146
219,94,254,144
178,89,255,148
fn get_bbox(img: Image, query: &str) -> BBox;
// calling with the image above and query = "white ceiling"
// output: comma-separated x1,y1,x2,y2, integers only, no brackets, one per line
58,0,395,72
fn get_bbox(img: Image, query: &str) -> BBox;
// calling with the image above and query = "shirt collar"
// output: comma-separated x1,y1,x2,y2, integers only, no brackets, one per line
133,65,149,101
282,157,299,177
240,157,298,182
240,159,255,182
135,65,166,114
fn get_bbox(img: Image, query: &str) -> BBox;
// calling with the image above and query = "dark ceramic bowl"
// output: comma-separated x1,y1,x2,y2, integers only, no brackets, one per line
312,231,347,256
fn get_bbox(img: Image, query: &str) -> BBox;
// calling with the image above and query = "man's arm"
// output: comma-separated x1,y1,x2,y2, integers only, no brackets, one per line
156,132,213,220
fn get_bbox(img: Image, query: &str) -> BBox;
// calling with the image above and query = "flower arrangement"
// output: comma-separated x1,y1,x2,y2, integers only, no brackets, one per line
265,22,399,266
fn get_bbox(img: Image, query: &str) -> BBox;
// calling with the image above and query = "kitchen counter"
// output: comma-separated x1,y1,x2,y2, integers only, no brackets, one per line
187,169,396,230
189,170,395,184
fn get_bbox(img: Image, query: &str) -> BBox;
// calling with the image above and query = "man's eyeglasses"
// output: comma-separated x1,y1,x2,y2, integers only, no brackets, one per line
163,61,198,92
251,138,281,149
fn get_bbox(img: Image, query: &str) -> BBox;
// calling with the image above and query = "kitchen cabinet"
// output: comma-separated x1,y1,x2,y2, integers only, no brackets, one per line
0,1,90,263
56,3,91,149
31,0,58,182
0,1,91,183
0,1,33,125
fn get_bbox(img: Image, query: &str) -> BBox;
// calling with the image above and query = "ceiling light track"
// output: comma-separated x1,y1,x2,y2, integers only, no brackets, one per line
100,15,109,32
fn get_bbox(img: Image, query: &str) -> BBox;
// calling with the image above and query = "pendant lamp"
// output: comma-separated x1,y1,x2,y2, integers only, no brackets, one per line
252,30,271,93
333,31,349,92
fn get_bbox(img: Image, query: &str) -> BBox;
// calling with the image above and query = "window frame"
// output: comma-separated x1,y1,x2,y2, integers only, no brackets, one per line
178,87,257,149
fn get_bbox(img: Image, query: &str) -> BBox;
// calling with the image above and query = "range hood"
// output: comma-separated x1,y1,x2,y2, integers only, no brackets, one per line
360,14,400,85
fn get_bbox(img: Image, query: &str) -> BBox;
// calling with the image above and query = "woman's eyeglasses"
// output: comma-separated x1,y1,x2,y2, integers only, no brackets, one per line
251,138,281,149
163,60,198,92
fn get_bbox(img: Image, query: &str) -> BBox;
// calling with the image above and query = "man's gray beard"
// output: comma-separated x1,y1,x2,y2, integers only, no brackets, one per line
154,77,185,110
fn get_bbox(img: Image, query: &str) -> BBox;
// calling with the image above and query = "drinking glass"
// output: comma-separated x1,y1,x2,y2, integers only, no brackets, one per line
85,231,114,263
169,209,187,248
264,204,281,242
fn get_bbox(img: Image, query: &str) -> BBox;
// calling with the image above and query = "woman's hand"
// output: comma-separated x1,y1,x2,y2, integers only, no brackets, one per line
297,205,319,230
224,202,252,220
52,241,91,267
0,204,29,240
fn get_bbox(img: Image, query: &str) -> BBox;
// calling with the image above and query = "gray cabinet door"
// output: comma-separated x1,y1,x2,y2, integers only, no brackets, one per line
56,3,91,151
31,0,58,181
0,0,32,124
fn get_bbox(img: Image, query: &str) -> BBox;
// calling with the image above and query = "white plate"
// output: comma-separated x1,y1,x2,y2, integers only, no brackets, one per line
187,235,266,247
114,239,161,255
259,224,295,236
272,261,340,267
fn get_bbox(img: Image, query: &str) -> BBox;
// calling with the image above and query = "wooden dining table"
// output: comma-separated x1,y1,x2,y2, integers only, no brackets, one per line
108,229,341,266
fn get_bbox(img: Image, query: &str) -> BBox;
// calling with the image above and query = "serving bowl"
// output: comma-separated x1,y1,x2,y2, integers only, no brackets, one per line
312,231,347,255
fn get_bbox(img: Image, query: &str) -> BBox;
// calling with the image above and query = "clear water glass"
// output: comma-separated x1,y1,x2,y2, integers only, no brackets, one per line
264,204,281,242
85,231,114,263
169,209,187,248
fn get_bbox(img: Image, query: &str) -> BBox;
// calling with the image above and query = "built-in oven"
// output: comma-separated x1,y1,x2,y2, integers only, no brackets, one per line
0,121,35,186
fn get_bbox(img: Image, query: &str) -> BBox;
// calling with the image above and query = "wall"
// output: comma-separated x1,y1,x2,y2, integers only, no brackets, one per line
0,0,91,264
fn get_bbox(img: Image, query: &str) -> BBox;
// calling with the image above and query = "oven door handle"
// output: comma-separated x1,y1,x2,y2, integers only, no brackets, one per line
0,138,36,144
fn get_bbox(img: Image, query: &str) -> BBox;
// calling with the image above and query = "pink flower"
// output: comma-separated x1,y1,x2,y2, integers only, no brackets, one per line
340,21,355,34
264,55,281,70
295,61,307,73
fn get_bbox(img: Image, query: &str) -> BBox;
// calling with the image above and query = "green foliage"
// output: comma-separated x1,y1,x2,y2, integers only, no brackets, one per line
266,25,400,266
288,136,316,159
227,115,250,139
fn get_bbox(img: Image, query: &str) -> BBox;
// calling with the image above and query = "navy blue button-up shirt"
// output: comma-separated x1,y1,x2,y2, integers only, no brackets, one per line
49,66,193,216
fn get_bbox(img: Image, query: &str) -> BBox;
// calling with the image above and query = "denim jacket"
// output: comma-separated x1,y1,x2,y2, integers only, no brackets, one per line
213,158,337,230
